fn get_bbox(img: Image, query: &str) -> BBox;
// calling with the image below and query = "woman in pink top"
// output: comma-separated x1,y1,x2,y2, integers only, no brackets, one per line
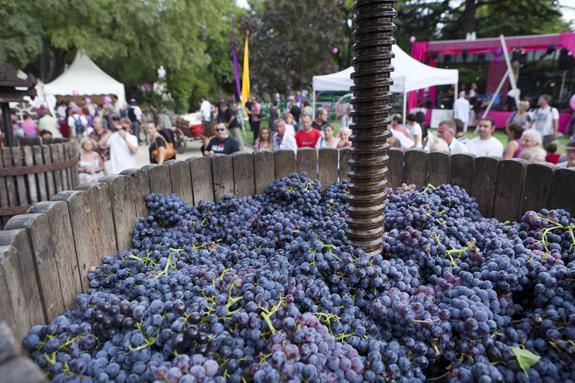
503,123,524,159
21,113,39,137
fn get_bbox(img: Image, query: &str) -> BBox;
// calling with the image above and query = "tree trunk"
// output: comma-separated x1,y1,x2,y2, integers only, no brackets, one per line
462,0,477,36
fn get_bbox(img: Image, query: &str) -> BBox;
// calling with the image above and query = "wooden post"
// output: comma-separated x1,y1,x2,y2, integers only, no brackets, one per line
0,229,45,341
318,148,339,190
425,152,450,186
297,148,318,179
387,148,404,187
51,187,117,291
449,154,475,192
521,163,554,214
147,164,173,195
404,149,427,188
471,156,499,218
4,214,65,321
119,168,151,218
28,201,83,306
211,156,234,200
548,168,575,216
254,151,275,194
232,152,255,197
493,159,526,221
189,157,214,205
274,150,296,179
168,161,194,205
338,148,352,182
99,175,138,251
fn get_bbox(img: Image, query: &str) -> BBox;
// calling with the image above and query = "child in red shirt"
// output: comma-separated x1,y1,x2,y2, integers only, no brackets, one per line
545,142,561,164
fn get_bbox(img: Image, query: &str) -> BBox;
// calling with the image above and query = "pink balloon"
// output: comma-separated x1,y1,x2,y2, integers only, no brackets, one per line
570,94,575,111
409,36,416,44
103,96,112,104
72,90,79,96
84,97,92,105
331,47,339,55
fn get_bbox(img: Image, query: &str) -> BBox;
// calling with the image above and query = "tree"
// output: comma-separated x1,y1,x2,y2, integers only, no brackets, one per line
0,0,242,112
243,0,347,93
0,0,42,69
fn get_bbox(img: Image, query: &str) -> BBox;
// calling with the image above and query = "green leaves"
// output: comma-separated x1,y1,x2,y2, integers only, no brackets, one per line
512,347,540,376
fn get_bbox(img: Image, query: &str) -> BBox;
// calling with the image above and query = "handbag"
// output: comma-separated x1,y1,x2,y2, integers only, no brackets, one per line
152,135,176,163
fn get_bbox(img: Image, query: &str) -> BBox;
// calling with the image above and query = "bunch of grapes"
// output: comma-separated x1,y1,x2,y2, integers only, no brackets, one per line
22,173,575,382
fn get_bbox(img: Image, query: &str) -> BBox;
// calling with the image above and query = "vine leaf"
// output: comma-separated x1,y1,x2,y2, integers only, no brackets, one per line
512,347,540,376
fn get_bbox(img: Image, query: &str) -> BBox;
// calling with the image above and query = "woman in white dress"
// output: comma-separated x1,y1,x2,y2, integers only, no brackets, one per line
78,137,104,185
316,124,339,149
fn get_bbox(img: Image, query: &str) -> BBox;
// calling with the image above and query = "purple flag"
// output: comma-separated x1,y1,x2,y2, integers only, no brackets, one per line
231,17,242,102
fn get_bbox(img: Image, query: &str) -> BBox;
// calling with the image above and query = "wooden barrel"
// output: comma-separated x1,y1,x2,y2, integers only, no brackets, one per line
0,140,79,228
0,148,574,378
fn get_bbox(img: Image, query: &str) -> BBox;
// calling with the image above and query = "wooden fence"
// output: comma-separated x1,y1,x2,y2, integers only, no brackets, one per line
0,140,79,227
0,322,45,383
0,147,574,348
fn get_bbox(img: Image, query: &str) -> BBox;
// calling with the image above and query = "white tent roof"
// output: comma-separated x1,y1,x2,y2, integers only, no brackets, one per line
312,45,458,93
43,52,126,104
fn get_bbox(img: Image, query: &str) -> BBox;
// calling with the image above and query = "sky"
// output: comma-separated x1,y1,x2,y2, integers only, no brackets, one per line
236,0,575,27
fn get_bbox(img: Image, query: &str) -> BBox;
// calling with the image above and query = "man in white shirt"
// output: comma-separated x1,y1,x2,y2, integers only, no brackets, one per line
200,96,211,129
437,120,468,154
107,118,139,174
466,118,504,157
529,94,559,147
453,91,471,132
273,119,297,153
38,110,62,138
406,113,422,149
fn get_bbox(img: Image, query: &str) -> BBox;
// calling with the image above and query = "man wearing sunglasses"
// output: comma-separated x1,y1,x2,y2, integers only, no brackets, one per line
205,123,240,157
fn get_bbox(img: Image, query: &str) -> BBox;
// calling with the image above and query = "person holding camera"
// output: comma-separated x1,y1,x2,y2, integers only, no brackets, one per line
107,117,139,174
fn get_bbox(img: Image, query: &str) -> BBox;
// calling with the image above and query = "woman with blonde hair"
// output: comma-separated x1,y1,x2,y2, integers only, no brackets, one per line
337,127,352,148
506,100,531,130
519,129,546,163
283,112,296,135
78,137,104,185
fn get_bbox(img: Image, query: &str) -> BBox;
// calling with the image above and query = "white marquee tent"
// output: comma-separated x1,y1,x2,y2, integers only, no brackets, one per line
312,45,459,122
43,52,126,109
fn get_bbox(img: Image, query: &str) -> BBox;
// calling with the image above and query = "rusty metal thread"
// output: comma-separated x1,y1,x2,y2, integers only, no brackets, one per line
346,0,397,255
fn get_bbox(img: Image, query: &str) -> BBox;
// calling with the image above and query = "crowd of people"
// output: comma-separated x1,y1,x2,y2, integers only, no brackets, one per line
385,92,575,169
198,96,352,158
4,95,178,186
4,89,574,189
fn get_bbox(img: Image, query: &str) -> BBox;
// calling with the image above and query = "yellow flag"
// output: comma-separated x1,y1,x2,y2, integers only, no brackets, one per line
241,32,250,107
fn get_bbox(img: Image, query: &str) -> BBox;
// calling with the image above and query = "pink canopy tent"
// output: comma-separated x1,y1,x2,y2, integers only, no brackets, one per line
409,32,575,115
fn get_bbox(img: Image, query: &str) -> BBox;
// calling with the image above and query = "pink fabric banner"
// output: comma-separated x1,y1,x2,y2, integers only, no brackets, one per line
408,42,429,112
559,33,575,56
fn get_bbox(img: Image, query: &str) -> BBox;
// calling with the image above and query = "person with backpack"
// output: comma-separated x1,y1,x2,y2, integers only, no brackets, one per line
127,98,143,144
147,122,176,165
67,106,88,138
529,94,559,147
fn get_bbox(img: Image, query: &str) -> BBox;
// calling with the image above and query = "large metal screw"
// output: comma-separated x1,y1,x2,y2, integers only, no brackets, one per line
346,0,397,255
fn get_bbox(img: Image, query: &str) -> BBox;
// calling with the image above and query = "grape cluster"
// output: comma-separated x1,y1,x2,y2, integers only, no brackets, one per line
22,174,575,382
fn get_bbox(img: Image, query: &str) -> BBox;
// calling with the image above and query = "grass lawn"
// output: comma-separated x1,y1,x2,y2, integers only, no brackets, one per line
242,118,570,155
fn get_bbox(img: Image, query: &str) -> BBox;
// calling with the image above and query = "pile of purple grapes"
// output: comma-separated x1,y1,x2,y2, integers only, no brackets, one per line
23,174,574,382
